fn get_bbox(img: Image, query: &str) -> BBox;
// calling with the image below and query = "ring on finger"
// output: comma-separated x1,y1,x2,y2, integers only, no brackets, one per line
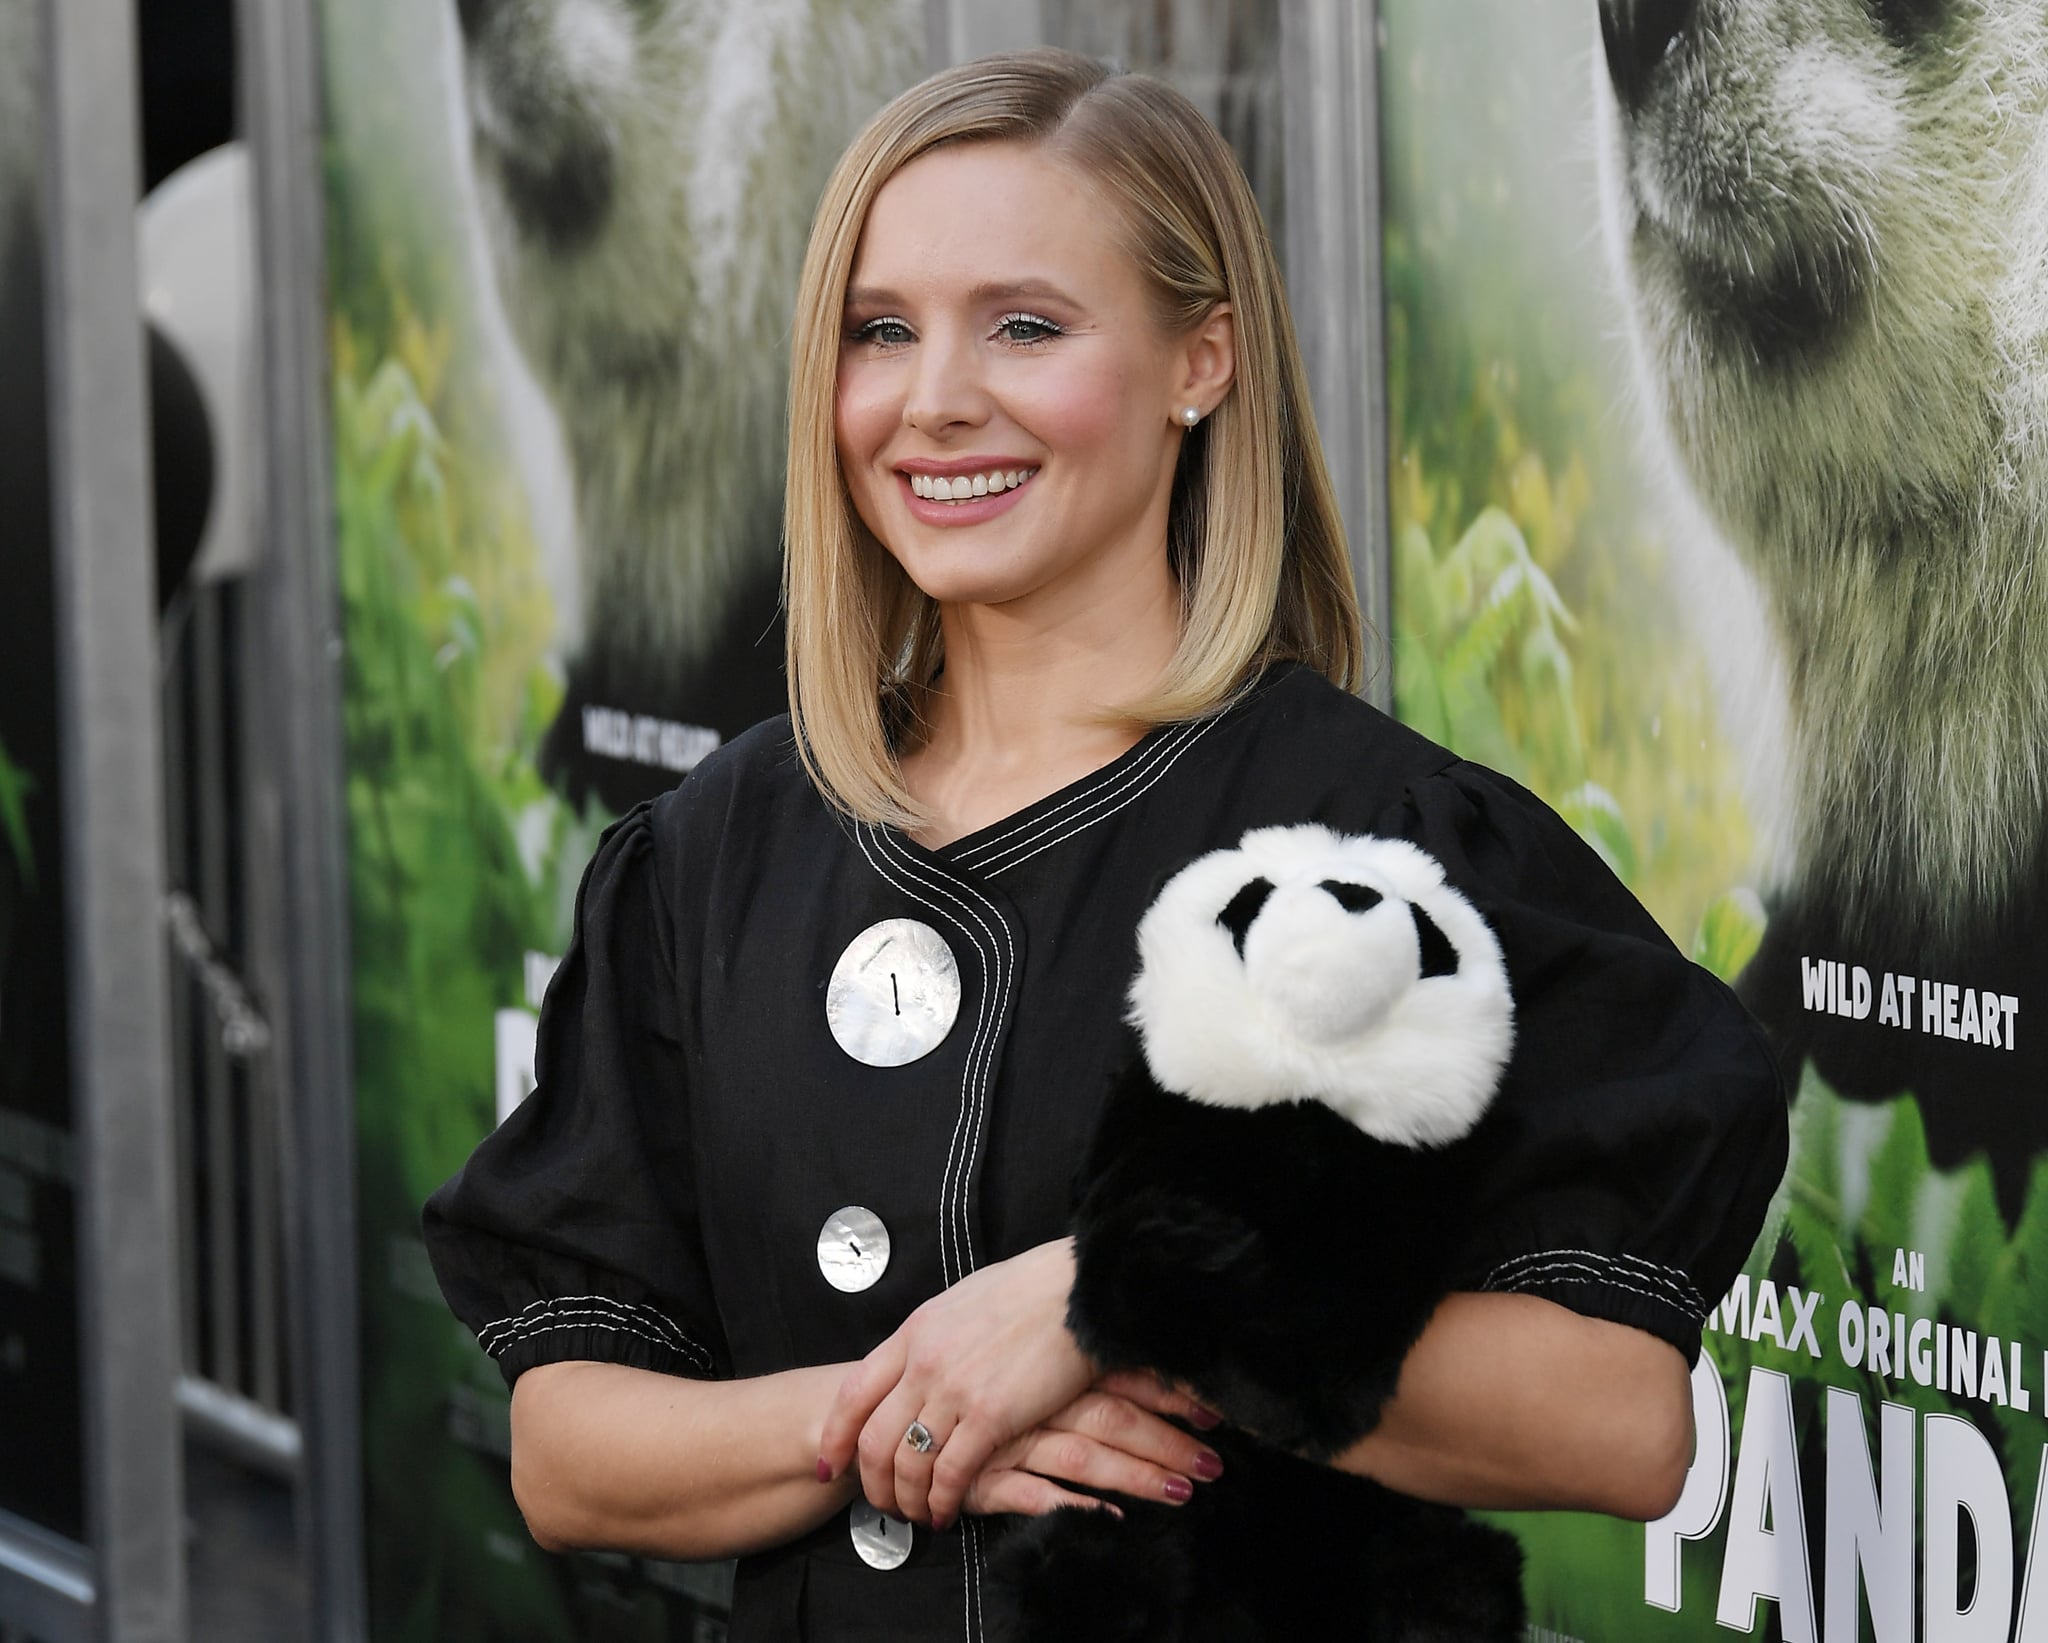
904,1419,939,1455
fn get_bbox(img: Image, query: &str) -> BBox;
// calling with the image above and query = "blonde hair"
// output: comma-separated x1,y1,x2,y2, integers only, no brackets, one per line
785,47,1363,827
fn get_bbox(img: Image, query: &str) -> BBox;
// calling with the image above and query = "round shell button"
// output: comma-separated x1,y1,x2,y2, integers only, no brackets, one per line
849,1499,913,1570
817,1206,891,1293
826,918,961,1067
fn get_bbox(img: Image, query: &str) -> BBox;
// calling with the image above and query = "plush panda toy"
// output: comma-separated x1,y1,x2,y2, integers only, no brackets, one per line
989,823,1529,1643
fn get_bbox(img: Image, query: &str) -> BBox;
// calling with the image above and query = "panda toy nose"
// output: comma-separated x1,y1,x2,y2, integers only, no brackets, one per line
1241,883,1411,1046
1599,0,1696,112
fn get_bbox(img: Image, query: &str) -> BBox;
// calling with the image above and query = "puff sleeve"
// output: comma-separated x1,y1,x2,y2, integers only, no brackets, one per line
1381,763,1788,1364
423,797,729,1388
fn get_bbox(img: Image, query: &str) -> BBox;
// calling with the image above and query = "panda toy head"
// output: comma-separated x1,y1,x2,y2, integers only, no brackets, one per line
1127,824,1514,1148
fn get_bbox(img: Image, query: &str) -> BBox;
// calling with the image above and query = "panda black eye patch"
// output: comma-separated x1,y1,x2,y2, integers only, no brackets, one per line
1318,879,1383,915
1410,905,1460,980
1216,877,1275,956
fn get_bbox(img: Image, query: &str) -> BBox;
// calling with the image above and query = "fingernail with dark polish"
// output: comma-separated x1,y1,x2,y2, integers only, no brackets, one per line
1192,1449,1223,1481
816,1459,833,1483
932,1513,953,1532
1188,1406,1223,1430
1163,1477,1194,1503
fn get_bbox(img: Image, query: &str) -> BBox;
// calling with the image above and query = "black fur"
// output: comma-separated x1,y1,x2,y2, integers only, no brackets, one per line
1217,878,1275,957
1319,880,1384,916
1410,906,1459,982
1067,1063,1470,1458
986,1048,1526,1640
987,1431,1525,1643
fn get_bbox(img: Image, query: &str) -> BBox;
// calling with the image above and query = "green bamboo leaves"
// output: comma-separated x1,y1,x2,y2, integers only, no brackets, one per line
1396,507,1580,784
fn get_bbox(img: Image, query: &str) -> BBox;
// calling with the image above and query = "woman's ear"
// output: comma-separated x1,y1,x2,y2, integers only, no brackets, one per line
1175,302,1236,419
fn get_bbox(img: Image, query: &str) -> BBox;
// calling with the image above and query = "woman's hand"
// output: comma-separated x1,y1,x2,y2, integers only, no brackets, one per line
959,1371,1225,1520
818,1239,1091,1527
817,1239,1219,1528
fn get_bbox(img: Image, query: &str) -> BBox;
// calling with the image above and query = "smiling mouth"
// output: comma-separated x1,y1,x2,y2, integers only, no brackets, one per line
905,466,1039,503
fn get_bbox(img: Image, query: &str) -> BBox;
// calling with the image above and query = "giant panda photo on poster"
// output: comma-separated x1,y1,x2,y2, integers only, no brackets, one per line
1382,1,2048,1637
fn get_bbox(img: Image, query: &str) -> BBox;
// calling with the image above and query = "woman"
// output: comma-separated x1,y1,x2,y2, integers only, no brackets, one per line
424,47,1787,1642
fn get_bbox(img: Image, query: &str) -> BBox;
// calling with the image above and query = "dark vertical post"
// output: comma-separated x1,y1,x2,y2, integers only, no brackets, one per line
41,0,189,1632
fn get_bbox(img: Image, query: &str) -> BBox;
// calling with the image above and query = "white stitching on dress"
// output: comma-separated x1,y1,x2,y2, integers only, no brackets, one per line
877,829,1016,1286
854,825,989,1287
950,719,1203,869
1481,1256,1707,1322
964,1515,986,1643
477,1297,716,1372
1483,1248,1706,1314
855,825,1009,1287
1486,1249,1695,1294
481,1316,681,1358
1487,1247,1696,1285
1484,1252,1700,1311
965,719,1223,876
479,1293,706,1358
953,713,1230,877
853,834,1007,1643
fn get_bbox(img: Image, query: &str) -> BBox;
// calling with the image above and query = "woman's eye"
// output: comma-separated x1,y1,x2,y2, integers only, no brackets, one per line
994,312,1063,346
850,317,914,348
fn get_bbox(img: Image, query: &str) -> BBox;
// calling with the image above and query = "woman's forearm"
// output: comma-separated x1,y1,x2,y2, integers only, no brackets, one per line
510,1359,857,1560
1334,1292,1695,1521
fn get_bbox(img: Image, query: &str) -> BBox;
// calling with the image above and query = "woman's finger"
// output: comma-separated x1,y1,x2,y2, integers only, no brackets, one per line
853,1380,931,1520
1093,1369,1223,1429
926,1409,1011,1530
821,1336,907,1484
884,1403,958,1528
1007,1423,1201,1508
963,1465,1125,1521
1048,1390,1224,1486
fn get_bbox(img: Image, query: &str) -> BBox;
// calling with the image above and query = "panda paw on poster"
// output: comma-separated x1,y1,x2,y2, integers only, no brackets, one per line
987,824,1527,1643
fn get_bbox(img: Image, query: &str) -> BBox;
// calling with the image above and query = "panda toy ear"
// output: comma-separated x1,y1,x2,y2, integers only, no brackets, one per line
1126,825,1515,1149
1411,903,1460,980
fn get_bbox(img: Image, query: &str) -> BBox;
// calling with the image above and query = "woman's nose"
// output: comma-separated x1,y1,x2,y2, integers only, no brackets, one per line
902,331,989,435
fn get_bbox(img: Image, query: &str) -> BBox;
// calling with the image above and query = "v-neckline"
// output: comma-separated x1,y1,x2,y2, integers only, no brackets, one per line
919,720,1180,861
881,666,1292,880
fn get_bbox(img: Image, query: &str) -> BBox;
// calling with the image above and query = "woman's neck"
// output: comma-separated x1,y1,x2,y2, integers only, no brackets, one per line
901,564,1182,848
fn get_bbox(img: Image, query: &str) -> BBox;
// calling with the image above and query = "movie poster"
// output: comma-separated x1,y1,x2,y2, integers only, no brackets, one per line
1382,2,2048,1637
0,0,86,1552
322,1,924,1635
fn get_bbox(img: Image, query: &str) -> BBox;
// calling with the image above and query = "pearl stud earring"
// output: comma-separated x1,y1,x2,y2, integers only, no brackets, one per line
1179,405,1202,427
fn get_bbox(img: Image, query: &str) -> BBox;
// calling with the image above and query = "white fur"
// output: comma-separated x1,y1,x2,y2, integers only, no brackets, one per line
1595,0,2048,941
1127,826,1516,1150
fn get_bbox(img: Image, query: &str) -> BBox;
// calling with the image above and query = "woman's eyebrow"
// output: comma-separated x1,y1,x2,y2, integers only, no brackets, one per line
843,278,1079,310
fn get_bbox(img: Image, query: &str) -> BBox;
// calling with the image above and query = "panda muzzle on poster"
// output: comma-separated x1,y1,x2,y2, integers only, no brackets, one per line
986,823,1528,1643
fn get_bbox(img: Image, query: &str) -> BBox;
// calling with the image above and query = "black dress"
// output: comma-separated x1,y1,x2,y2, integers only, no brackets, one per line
423,663,1788,1643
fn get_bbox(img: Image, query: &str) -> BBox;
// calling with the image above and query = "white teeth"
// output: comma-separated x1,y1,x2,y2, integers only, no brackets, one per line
907,467,1038,503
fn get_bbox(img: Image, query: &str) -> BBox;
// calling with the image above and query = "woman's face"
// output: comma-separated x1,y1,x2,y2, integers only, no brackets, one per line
835,141,1227,615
